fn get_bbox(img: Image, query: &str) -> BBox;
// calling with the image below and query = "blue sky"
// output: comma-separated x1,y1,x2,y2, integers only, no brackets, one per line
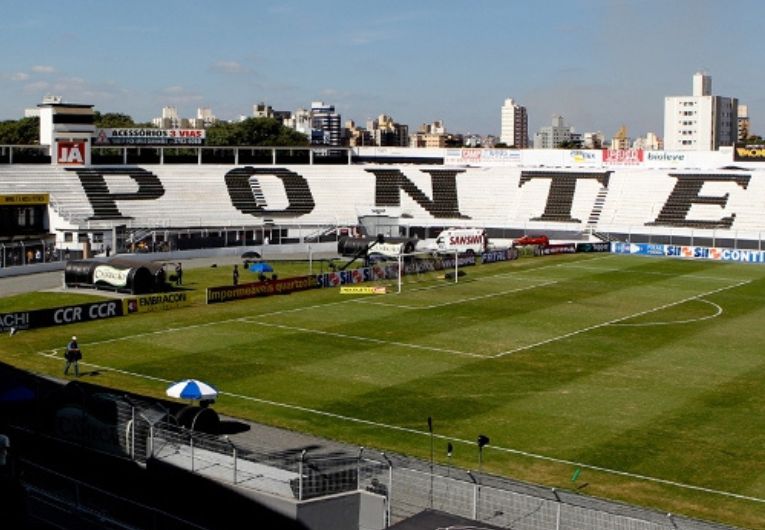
2,0,763,139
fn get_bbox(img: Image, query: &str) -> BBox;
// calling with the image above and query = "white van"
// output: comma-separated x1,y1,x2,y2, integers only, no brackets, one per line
433,228,487,255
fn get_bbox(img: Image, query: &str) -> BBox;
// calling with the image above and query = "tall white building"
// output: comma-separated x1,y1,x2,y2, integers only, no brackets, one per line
152,106,186,128
663,72,738,150
190,107,216,128
533,115,573,149
500,98,528,148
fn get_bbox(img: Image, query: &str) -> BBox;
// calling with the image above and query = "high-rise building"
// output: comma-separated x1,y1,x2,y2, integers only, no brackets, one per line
344,120,373,147
533,115,573,149
152,106,189,128
500,98,528,148
253,102,274,119
367,114,409,147
663,72,738,150
411,120,448,147
284,108,312,136
190,107,217,128
310,101,342,146
738,104,750,142
633,132,662,150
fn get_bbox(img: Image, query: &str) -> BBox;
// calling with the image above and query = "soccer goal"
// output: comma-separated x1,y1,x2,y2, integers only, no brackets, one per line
390,250,462,294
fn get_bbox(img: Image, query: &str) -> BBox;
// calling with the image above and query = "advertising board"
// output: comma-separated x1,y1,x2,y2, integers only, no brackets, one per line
611,242,765,264
94,128,205,146
0,193,49,206
541,243,577,255
0,300,124,332
733,145,765,162
576,242,610,253
207,275,317,304
125,292,192,313
481,248,519,263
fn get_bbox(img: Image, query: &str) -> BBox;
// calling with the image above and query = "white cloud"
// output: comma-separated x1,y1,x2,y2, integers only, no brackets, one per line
158,85,203,104
210,60,248,75
23,81,50,94
10,72,29,81
31,65,55,74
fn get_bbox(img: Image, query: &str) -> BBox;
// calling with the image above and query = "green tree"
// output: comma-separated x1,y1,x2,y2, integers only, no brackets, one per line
206,117,308,146
0,117,40,144
94,112,138,128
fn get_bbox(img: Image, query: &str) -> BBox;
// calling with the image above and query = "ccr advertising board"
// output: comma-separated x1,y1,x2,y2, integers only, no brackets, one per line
0,300,124,332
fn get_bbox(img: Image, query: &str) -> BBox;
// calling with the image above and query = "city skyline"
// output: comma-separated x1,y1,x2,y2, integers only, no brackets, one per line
2,0,764,138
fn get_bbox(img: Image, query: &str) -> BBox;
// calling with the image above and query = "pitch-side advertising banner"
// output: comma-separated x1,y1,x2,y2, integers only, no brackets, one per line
611,242,765,264
0,300,124,332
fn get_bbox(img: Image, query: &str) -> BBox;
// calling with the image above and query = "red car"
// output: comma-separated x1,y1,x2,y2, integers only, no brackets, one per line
513,235,549,247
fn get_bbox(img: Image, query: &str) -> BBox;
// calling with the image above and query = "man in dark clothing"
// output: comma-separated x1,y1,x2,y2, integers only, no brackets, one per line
64,336,82,377
175,262,183,285
233,264,239,286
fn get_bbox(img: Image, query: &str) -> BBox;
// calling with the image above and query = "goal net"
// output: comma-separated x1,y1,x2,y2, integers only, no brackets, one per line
368,250,463,294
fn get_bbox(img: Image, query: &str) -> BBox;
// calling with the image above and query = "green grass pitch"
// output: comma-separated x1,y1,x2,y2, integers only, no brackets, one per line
2,253,765,527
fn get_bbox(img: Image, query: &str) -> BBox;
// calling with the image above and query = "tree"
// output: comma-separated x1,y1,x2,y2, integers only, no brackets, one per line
206,117,308,146
558,139,583,149
94,112,138,128
0,117,40,144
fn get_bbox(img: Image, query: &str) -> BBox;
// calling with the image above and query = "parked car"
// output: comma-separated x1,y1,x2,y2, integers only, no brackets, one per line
513,235,549,247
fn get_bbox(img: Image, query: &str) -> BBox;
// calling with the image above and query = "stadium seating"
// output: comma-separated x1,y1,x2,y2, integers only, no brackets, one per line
2,163,765,242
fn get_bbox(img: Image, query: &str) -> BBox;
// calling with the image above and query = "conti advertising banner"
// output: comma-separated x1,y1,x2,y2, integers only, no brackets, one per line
125,292,192,313
0,300,124,332
611,242,765,264
207,275,317,304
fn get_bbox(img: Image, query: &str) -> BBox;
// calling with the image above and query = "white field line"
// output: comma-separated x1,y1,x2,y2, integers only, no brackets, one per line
76,255,597,347
353,281,558,309
237,319,487,359
492,279,751,358
32,347,765,505
611,299,723,327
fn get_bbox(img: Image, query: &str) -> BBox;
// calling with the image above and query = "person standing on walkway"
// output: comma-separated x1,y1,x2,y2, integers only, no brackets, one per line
64,336,82,377
233,264,239,286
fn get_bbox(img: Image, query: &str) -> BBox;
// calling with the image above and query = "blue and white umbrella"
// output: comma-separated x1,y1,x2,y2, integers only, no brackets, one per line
166,379,218,401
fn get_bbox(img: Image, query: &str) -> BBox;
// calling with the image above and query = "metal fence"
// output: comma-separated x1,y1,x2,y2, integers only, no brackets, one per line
134,419,739,530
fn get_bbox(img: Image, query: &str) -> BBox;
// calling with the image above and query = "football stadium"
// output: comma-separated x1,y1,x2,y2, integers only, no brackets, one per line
1,104,765,530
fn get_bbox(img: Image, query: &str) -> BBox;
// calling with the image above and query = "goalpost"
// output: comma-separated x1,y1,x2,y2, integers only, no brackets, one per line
394,249,460,294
